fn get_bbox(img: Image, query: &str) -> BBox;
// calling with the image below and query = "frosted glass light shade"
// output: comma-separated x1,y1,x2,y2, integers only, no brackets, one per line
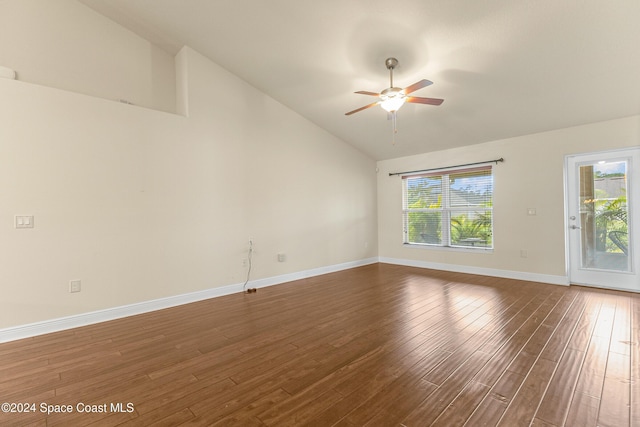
381,96,405,112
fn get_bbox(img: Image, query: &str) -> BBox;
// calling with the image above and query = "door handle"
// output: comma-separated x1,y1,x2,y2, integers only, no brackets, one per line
570,225,581,230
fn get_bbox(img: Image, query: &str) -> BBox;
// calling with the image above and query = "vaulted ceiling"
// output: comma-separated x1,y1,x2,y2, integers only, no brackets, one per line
81,0,640,160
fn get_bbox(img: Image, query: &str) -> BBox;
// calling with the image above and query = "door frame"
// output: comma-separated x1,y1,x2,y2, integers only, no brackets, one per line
564,147,639,292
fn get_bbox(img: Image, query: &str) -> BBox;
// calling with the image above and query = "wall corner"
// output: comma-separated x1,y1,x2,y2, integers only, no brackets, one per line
175,46,190,117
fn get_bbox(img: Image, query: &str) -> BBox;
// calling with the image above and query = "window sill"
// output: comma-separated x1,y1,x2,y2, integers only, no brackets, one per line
403,243,494,254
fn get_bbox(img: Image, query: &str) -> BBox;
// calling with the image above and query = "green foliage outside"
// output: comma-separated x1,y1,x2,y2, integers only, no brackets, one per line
407,193,442,244
450,212,493,247
595,193,628,254
405,176,492,247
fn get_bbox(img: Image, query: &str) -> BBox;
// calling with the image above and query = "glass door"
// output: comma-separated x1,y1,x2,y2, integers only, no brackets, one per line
566,148,639,291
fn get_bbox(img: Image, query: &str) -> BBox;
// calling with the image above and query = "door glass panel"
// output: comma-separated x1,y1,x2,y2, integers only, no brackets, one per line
579,160,629,272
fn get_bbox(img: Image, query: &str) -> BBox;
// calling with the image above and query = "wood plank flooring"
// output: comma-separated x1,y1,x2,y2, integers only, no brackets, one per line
0,263,638,426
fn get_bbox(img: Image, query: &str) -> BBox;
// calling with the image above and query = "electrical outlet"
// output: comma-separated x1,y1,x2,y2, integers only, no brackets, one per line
277,253,286,262
69,280,81,293
520,250,528,258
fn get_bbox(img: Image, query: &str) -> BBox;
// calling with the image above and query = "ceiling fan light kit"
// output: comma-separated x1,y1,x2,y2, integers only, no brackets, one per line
380,88,406,112
346,57,444,144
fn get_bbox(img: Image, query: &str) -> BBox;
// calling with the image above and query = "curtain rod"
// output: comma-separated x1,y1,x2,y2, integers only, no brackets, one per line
388,157,504,177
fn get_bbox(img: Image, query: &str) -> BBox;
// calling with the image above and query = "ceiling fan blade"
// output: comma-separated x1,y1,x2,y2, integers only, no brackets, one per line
355,91,380,97
406,96,444,106
403,79,433,95
345,101,380,116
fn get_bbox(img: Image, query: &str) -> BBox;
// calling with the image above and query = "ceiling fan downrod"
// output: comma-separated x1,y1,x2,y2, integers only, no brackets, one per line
385,57,398,88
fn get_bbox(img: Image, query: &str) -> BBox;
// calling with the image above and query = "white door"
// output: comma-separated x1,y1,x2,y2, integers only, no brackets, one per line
565,148,640,292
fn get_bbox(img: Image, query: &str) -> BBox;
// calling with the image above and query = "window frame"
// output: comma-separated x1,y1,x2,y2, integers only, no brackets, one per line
402,165,494,251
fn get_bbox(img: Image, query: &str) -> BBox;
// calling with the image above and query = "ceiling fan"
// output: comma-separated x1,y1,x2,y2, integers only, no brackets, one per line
345,57,444,116
345,57,443,144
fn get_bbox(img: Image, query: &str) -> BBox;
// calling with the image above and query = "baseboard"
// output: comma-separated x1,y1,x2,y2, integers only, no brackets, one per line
378,257,569,286
1,256,562,343
247,257,379,288
0,257,378,343
0,282,243,343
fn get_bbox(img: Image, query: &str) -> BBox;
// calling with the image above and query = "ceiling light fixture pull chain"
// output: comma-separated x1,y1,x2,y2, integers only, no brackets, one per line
391,111,398,145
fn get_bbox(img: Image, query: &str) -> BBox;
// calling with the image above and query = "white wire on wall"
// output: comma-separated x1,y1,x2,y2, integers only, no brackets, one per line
242,240,254,293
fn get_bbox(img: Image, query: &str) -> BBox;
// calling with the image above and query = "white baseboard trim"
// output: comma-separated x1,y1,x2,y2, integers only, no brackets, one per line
0,282,242,344
0,257,378,343
247,257,378,289
379,257,569,286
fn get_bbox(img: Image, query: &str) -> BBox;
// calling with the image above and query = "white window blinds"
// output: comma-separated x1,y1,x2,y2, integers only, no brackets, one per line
402,166,493,249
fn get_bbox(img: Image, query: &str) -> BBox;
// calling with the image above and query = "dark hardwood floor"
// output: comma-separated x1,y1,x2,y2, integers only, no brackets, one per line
0,263,638,426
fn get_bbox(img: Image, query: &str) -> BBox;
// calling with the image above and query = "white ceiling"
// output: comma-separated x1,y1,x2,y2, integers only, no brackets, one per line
80,0,640,160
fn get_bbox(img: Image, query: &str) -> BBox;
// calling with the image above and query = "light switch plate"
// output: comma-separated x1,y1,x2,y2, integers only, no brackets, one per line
15,215,34,229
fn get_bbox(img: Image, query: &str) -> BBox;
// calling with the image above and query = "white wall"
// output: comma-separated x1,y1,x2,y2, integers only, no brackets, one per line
0,0,176,113
0,7,377,330
377,115,640,283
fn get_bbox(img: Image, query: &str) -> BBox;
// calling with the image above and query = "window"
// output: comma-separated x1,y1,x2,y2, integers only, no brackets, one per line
403,166,493,249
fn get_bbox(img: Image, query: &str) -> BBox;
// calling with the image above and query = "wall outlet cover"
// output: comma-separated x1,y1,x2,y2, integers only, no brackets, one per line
69,280,81,293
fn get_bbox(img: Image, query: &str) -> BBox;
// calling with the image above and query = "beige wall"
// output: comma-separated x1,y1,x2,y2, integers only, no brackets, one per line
2,0,637,332
377,115,640,281
0,0,176,113
0,12,377,328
